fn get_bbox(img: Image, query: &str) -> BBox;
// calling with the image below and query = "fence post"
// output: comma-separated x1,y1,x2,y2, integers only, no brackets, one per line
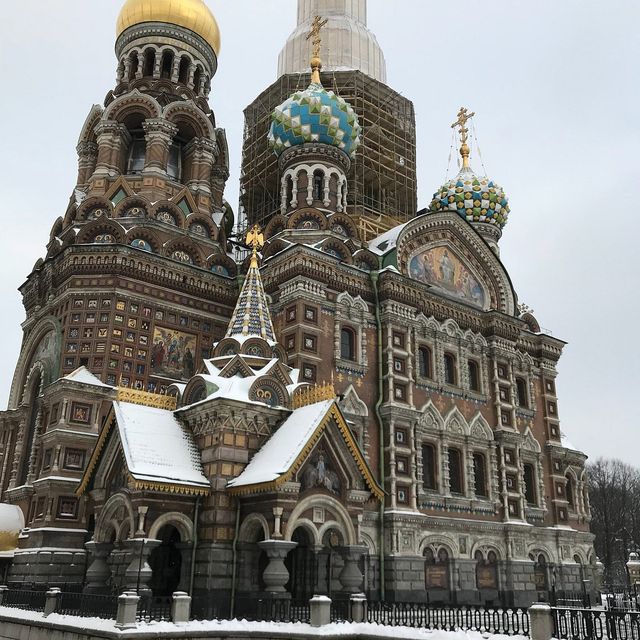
171,591,191,624
310,595,331,627
350,593,367,623
529,603,554,640
0,586,8,606
116,590,140,629
44,587,61,617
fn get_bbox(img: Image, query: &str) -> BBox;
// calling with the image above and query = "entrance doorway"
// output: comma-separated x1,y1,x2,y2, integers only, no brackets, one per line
149,526,182,596
286,528,317,603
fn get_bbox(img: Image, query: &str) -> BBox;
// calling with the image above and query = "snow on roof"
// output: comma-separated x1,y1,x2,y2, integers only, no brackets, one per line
561,432,578,452
368,223,408,256
228,400,334,489
113,401,209,489
64,366,113,389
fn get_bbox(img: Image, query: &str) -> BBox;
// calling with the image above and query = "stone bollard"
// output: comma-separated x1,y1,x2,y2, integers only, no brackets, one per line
529,603,554,640
44,588,61,617
350,593,367,623
116,591,140,629
310,595,332,627
171,591,191,624
0,586,8,606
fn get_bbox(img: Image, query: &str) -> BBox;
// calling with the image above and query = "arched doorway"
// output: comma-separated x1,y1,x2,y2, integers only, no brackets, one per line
286,528,317,603
317,529,344,598
149,526,182,596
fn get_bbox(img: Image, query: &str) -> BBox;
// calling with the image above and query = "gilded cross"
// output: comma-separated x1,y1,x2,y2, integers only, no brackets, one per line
451,107,475,146
307,15,328,61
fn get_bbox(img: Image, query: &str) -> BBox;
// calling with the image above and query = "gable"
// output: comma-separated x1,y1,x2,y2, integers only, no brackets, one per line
227,400,382,499
395,211,517,315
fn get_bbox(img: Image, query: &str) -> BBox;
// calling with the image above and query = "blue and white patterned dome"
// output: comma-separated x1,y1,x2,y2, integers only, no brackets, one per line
268,83,362,159
430,167,510,230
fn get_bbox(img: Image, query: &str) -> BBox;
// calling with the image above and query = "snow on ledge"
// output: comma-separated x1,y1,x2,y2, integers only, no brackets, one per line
0,607,531,639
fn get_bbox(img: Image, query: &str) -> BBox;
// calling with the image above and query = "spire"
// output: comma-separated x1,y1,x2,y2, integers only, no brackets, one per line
278,0,387,84
451,107,476,170
225,226,276,343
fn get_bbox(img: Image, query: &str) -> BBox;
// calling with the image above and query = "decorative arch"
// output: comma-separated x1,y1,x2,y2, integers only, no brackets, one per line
94,493,135,544
469,413,493,441
163,237,205,267
288,208,329,231
521,427,542,453
327,212,358,240
76,196,113,223
470,540,506,560
152,201,186,228
113,195,150,220
186,213,217,241
76,218,126,245
163,100,215,139
238,513,270,543
207,254,237,278
319,238,353,263
339,385,368,418
285,494,357,546
264,215,288,240
418,534,457,557
103,89,161,122
125,227,161,254
49,217,64,243
149,512,194,542
248,377,289,409
443,406,469,436
77,104,104,145
418,400,444,432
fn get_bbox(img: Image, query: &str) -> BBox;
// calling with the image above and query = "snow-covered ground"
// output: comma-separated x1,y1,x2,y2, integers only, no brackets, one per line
0,607,534,639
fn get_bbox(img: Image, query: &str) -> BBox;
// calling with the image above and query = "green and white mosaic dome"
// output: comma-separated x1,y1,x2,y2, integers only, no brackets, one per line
430,167,510,229
268,82,362,159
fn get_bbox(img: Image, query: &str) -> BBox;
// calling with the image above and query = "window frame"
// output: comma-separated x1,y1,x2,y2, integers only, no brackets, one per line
340,326,357,362
444,353,457,386
448,447,464,495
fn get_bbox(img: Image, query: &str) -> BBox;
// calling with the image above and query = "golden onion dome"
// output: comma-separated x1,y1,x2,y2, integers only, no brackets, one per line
117,0,221,56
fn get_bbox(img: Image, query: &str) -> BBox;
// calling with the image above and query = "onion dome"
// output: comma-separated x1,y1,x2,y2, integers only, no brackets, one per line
431,108,510,230
430,167,510,229
117,0,221,55
268,16,361,159
0,504,24,552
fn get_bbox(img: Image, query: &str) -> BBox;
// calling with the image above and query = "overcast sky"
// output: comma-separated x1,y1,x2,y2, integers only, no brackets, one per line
0,1,638,464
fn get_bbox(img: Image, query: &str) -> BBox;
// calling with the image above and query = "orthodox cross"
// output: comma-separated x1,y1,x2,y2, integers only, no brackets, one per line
307,15,329,60
451,107,476,168
246,224,264,267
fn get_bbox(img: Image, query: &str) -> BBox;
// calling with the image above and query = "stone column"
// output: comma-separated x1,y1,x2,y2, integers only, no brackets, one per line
258,540,297,595
143,119,178,175
123,538,161,596
338,545,368,594
84,541,113,593
76,141,99,185
94,121,130,177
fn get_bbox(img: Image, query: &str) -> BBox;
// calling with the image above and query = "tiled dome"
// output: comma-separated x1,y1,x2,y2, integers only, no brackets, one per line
430,167,510,229
268,83,362,159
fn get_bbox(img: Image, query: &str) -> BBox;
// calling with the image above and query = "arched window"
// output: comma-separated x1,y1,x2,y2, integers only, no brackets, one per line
418,346,433,379
566,475,575,508
516,378,528,408
178,56,190,85
444,353,457,385
124,113,147,175
468,360,480,392
313,170,324,201
340,327,356,362
167,141,183,181
193,67,203,92
448,448,463,495
161,50,174,79
523,463,537,505
143,48,155,77
473,453,488,497
422,443,436,491
285,176,294,205
128,52,139,80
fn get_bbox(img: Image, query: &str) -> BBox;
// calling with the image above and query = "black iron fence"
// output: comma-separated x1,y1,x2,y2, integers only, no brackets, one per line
2,588,47,612
137,595,173,623
57,591,119,619
363,602,530,636
553,607,640,640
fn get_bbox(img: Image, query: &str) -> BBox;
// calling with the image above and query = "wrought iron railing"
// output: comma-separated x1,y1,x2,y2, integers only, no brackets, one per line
364,602,530,636
57,591,119,619
2,589,47,612
553,607,640,639
137,594,173,623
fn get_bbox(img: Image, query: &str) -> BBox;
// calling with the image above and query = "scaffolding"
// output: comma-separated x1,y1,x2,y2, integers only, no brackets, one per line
238,71,418,243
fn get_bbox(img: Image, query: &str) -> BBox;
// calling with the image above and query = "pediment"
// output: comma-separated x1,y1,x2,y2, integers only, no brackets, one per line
395,211,516,315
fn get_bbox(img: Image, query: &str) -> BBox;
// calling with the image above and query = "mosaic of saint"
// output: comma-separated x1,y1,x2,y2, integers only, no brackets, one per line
151,327,197,380
409,246,486,308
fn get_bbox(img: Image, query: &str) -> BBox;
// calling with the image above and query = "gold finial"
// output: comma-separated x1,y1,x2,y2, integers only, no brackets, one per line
246,224,265,268
307,15,328,85
451,107,476,169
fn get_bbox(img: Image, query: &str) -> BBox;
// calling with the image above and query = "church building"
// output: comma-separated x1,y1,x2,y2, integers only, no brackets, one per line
0,0,598,610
